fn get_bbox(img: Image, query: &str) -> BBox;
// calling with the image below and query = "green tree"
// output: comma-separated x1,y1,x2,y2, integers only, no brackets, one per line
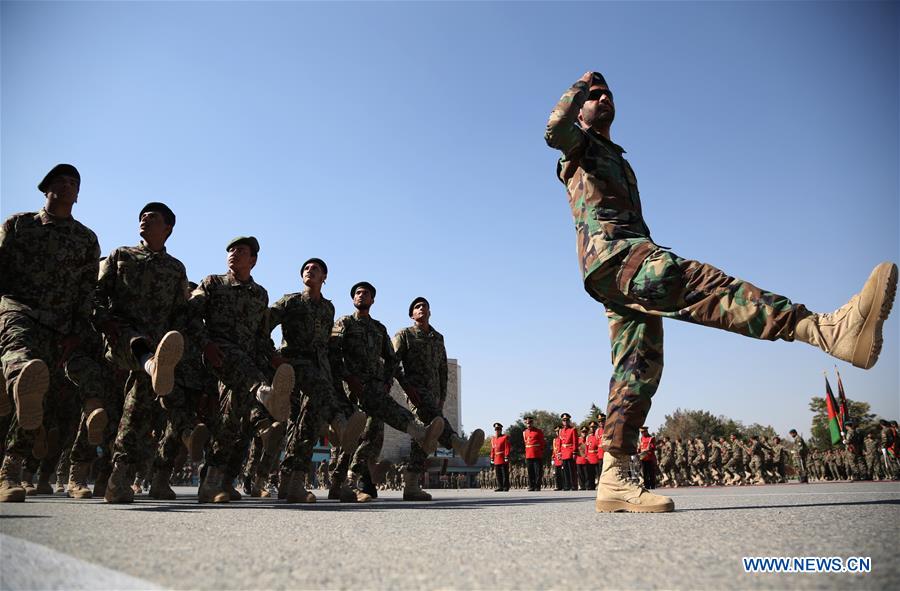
580,403,603,428
807,396,880,450
657,408,779,441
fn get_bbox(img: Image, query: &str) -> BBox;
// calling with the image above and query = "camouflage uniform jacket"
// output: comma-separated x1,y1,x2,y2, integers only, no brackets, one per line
709,441,722,463
392,324,448,403
269,291,334,369
93,242,189,342
330,312,397,387
747,441,763,458
771,443,785,463
730,440,744,462
863,438,877,457
0,208,100,334
545,79,654,284
189,272,275,362
793,435,808,457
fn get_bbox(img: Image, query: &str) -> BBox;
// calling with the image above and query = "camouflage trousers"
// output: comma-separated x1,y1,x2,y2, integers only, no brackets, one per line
204,343,272,469
331,417,384,483
407,389,456,474
1,312,107,458
282,358,354,473
585,241,808,455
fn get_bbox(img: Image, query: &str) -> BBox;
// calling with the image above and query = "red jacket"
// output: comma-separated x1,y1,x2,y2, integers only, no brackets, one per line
639,435,656,462
595,426,605,459
552,437,562,466
575,436,587,465
558,427,578,460
491,435,510,464
523,427,545,459
586,434,600,464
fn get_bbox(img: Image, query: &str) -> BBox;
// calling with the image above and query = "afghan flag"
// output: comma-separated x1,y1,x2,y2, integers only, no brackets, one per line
835,367,849,431
824,376,842,445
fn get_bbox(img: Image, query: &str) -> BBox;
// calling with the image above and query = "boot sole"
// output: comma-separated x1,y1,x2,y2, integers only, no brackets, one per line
465,429,486,465
86,408,108,446
270,364,295,422
151,331,184,396
852,262,897,369
340,411,367,451
422,417,445,454
185,423,209,462
595,499,675,513
14,359,48,431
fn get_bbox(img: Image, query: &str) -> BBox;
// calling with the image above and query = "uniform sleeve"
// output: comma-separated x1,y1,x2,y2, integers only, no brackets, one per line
391,330,408,386
504,437,511,459
438,336,448,404
380,324,398,386
269,295,287,332
329,317,347,386
544,79,590,158
92,250,118,330
0,218,13,296
187,278,212,350
74,234,101,335
254,289,276,363
168,264,190,333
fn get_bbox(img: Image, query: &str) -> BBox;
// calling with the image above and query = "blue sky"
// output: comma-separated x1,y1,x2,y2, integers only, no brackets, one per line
3,1,897,439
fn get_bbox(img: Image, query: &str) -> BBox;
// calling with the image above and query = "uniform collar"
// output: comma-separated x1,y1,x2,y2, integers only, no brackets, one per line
587,128,627,154
138,240,167,255
224,271,255,287
37,207,74,225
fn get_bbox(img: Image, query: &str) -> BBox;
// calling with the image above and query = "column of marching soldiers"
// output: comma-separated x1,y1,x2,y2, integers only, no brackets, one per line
477,415,900,491
0,164,488,504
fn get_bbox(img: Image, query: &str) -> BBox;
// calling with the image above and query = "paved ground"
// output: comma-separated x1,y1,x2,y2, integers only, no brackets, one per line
2,481,898,590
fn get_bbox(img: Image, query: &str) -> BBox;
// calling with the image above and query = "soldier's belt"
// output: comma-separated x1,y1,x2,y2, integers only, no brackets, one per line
562,444,574,447
525,444,541,448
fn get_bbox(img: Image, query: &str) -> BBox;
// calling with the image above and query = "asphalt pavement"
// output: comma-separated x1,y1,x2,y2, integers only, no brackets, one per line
2,481,898,590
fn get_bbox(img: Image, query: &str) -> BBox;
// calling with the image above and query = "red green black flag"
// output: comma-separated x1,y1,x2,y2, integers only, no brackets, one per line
824,376,842,445
835,367,850,431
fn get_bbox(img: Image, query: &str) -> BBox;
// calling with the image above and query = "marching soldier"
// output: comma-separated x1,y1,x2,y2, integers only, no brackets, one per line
789,429,809,483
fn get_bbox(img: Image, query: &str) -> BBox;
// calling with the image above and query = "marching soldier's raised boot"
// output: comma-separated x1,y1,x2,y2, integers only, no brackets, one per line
794,262,897,369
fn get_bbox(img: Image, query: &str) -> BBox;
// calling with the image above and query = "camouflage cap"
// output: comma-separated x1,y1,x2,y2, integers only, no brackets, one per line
301,257,328,275
226,236,260,256
38,163,80,192
139,202,176,226
350,281,376,298
408,296,429,317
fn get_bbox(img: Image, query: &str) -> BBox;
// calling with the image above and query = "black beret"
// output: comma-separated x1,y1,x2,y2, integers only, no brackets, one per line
408,296,429,317
139,202,176,226
226,236,260,256
350,281,376,298
301,258,328,275
38,164,80,192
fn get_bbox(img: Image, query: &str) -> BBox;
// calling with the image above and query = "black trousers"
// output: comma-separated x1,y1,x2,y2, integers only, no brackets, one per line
585,463,598,489
641,460,657,489
526,458,542,490
554,465,563,489
494,463,509,490
561,458,576,490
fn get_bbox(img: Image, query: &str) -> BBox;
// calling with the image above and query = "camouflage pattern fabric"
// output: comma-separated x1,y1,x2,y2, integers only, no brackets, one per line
393,325,457,473
270,292,350,472
189,274,275,470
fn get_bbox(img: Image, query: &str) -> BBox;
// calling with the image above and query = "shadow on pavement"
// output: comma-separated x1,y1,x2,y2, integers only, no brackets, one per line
679,498,900,512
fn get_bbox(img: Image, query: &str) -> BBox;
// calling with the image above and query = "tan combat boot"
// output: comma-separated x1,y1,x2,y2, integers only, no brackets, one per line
794,262,897,369
149,468,177,500
341,472,371,503
451,428,486,465
255,364,294,423
198,466,230,503
83,398,108,446
285,471,316,504
182,423,209,463
67,462,93,499
595,451,674,513
145,331,184,396
406,417,445,454
104,461,135,504
331,410,367,451
14,359,49,431
402,471,432,501
0,454,27,502
21,470,37,496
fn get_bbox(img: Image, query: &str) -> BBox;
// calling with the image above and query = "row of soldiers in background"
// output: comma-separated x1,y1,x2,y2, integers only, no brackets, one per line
792,420,899,484
1,164,487,504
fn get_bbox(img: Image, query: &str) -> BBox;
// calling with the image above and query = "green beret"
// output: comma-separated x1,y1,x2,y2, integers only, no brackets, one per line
350,281,376,298
226,236,260,256
408,296,429,317
38,164,80,192
139,202,176,226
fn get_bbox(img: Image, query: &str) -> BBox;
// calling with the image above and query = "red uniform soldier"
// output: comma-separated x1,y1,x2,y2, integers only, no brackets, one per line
558,413,578,491
491,422,510,492
522,416,546,491
639,426,658,489
552,427,563,490
576,427,589,490
585,420,600,488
